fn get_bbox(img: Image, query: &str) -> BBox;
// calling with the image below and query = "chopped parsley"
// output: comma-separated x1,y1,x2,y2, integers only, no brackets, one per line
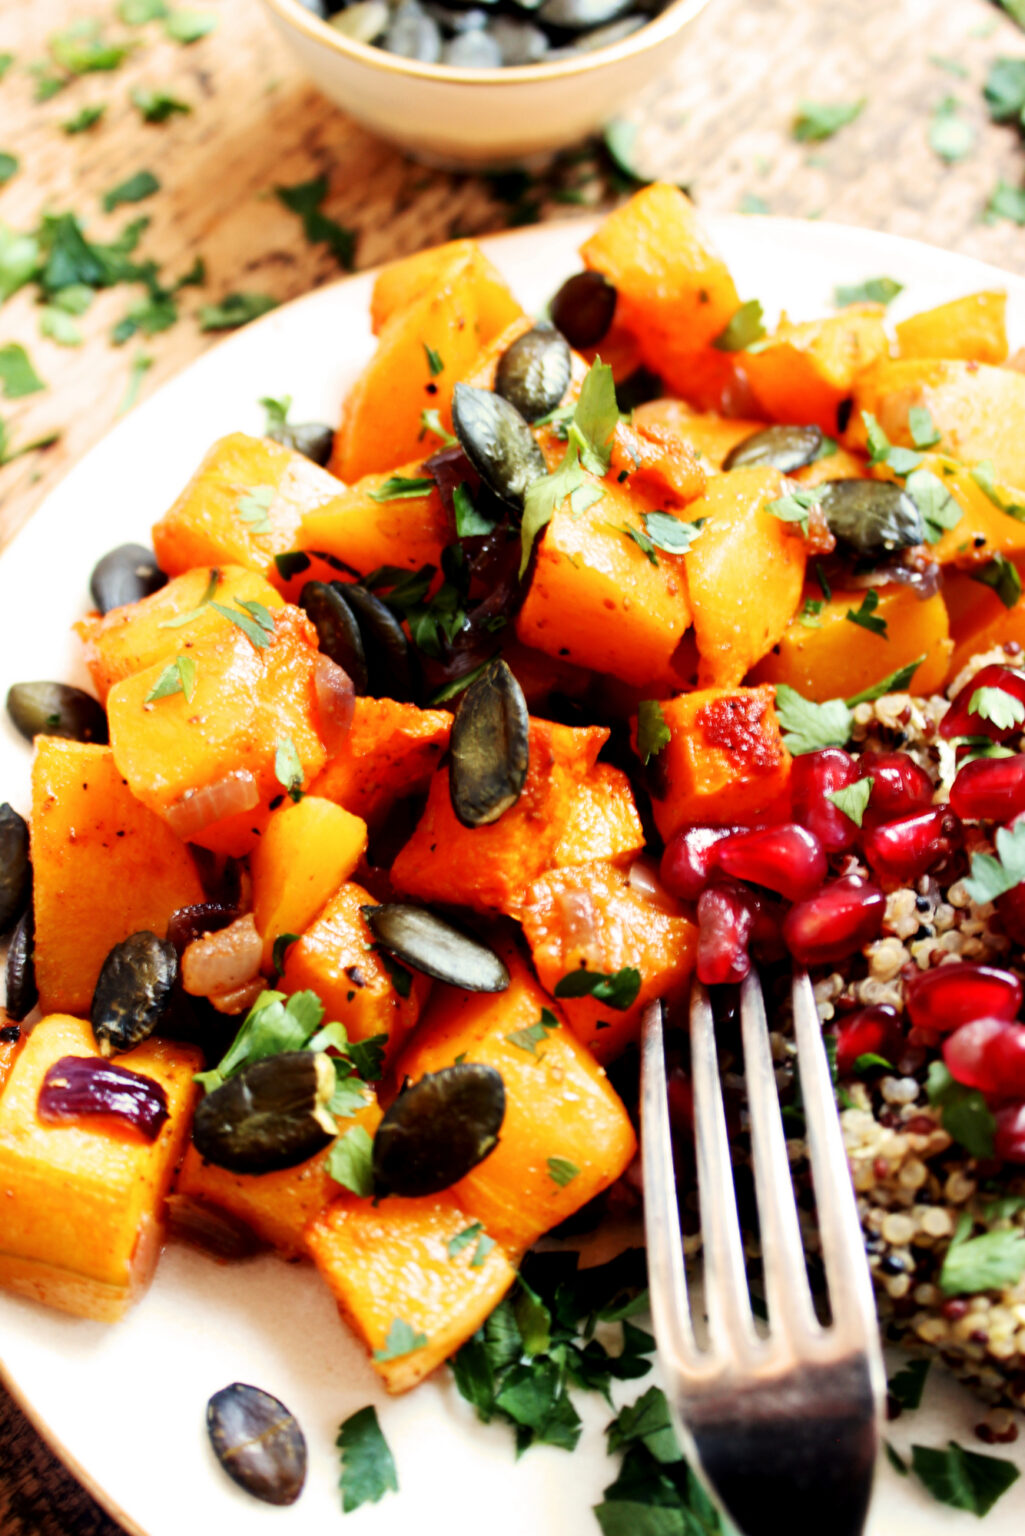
132,86,191,122
963,820,1025,904
792,97,866,142
969,684,1025,730
971,460,1025,520
194,988,327,1093
102,169,161,213
845,588,888,637
453,482,495,538
237,484,275,534
825,777,873,828
985,180,1025,226
198,292,278,330
925,1063,996,1162
618,522,659,565
0,344,45,399
833,276,903,308
276,175,356,271
164,8,218,43
336,1406,398,1513
939,1213,1025,1296
269,931,299,981
210,596,276,648
419,407,456,446
326,1123,374,1197
118,351,153,414
905,467,962,542
373,1318,428,1362
711,298,765,352
907,406,941,450
506,1008,560,1057
554,965,641,1010
423,343,444,376
909,1441,1019,1517
62,103,106,134
984,56,1025,121
862,410,922,477
929,96,975,164
971,553,1022,610
767,484,823,536
520,360,619,574
773,684,852,754
641,510,705,554
274,736,305,802
158,566,221,628
50,18,132,73
369,474,436,503
40,306,83,347
143,653,197,705
636,699,670,764
0,152,18,185
846,656,926,703
547,1156,580,1187
888,1357,930,1411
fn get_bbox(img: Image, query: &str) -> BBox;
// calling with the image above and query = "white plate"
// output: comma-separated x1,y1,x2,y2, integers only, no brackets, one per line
1,217,1024,1536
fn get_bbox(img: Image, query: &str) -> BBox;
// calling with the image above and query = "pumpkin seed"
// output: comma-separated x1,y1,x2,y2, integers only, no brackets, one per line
372,1062,505,1197
817,478,925,555
0,803,30,936
5,906,36,1023
193,1051,336,1174
538,0,631,24
443,28,502,62
495,325,572,423
549,270,617,350
329,0,389,44
487,14,549,61
451,383,547,512
383,0,443,60
266,419,334,466
362,902,510,992
6,681,108,744
552,12,643,48
449,657,529,827
299,580,369,694
89,543,166,614
333,581,416,702
207,1383,307,1506
91,930,178,1057
722,424,824,474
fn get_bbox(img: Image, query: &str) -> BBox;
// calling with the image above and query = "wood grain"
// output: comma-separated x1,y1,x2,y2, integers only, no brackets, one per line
2,0,1025,1529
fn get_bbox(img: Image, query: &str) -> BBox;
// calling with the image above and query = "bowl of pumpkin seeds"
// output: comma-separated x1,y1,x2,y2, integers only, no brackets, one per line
258,0,714,167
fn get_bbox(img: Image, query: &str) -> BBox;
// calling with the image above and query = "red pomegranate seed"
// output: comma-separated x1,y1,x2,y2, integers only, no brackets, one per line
858,752,934,825
905,963,1022,1033
782,875,886,967
660,825,741,901
697,883,752,986
716,823,827,901
740,886,788,964
943,1017,1025,1097
861,807,962,885
994,1102,1025,1162
834,1005,903,1077
950,754,1025,823
941,664,1025,741
790,747,860,851
997,882,1025,944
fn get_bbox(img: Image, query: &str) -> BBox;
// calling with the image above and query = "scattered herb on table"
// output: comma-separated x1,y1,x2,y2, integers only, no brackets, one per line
929,96,975,163
102,169,161,212
132,86,191,122
0,344,46,400
199,292,278,330
118,350,154,413
909,1440,1019,1515
62,103,107,134
336,1406,398,1514
793,98,866,142
276,175,357,271
164,8,218,44
0,152,18,186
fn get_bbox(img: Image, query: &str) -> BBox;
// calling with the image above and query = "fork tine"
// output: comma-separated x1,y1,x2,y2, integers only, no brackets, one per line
690,981,758,1358
640,1000,698,1369
739,970,821,1343
792,969,885,1385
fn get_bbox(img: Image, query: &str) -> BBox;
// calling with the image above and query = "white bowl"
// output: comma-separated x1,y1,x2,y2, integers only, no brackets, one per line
258,0,714,168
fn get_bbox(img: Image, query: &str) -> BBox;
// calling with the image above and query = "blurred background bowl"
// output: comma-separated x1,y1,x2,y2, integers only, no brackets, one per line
258,0,714,168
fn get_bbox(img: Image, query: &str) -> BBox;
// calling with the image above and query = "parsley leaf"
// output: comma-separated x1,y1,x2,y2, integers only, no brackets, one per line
158,567,221,628
210,597,276,648
964,820,1025,904
453,481,495,537
774,684,853,754
326,1123,374,1197
194,988,326,1093
636,699,670,764
269,931,299,981
199,292,277,330
520,441,589,575
793,97,866,142
905,467,962,542
888,1357,930,1411
926,1061,996,1156
969,684,1025,731
929,96,975,164
554,965,641,1010
144,653,196,704
940,1218,1025,1296
237,484,274,533
419,407,456,446
39,306,82,347
274,736,305,802
570,358,620,475
0,224,41,303
846,656,926,704
448,1222,484,1258
119,0,169,21
118,350,153,414
424,342,443,375
908,406,941,450
986,180,1025,226
971,553,1022,610
62,103,106,134
0,344,45,399
0,152,17,187
834,276,903,308
641,510,705,554
862,411,922,477
506,1008,559,1057
825,777,873,828
767,484,823,536
984,56,1025,121
373,1318,428,1362
970,460,1025,521
336,1406,398,1513
546,1155,579,1186
711,298,765,351
132,86,190,122
102,169,160,213
910,1441,1020,1516
618,522,659,565
50,18,131,73
276,175,356,271
369,474,436,503
164,8,218,43
846,588,888,637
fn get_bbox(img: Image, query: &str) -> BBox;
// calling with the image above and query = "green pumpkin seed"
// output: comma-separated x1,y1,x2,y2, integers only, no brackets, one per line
372,1063,505,1197
5,906,36,1023
6,681,108,745
192,1051,336,1174
449,657,529,827
817,478,925,555
362,902,510,992
266,419,334,466
333,582,416,702
90,544,166,614
91,931,178,1057
0,803,30,936
451,383,547,512
722,424,823,474
207,1383,307,1506
299,580,369,694
495,325,572,423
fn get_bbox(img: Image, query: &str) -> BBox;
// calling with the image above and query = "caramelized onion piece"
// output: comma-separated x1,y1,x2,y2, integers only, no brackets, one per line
38,1055,169,1141
208,976,266,1016
555,885,601,961
182,913,263,999
313,653,355,755
166,771,260,841
627,858,679,913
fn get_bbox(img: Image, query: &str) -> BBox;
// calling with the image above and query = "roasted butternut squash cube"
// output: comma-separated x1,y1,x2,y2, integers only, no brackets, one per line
943,564,1025,679
896,292,1007,365
31,740,204,1015
521,860,697,1061
0,1032,22,1099
307,1190,518,1393
632,402,764,471
391,719,607,916
641,686,792,840
515,475,694,686
684,466,806,687
750,585,951,702
552,764,644,869
298,464,453,578
175,1099,382,1259
875,454,1025,568
251,797,367,972
107,606,326,857
743,305,890,433
280,882,430,1057
500,641,591,711
76,565,284,703
152,433,342,582
0,1014,200,1321
370,240,522,344
309,698,451,825
395,948,637,1253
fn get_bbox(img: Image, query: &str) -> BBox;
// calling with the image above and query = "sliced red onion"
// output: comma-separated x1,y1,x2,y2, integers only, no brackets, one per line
626,858,678,912
182,913,262,998
555,886,601,961
38,1055,169,1141
167,770,260,840
313,653,355,754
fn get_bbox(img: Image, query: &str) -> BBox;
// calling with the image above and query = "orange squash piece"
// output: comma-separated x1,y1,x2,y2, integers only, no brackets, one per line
743,305,890,433
552,763,645,869
31,740,204,1015
309,697,452,825
391,719,607,915
640,686,792,841
515,475,694,686
750,585,951,702
521,860,697,1061
0,1015,200,1321
683,466,806,686
792,446,869,487
280,882,431,1057
107,605,326,858
500,641,591,711
151,433,343,582
174,1099,382,1259
944,564,1025,678
874,454,1025,568
298,463,453,578
849,359,1025,489
369,240,522,343
0,1032,22,1099
250,796,367,972
896,292,1008,365
394,947,637,1253
307,1190,518,1393
76,565,284,703
633,402,765,471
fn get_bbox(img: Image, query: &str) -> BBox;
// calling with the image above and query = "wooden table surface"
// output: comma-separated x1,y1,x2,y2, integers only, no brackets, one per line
2,0,1025,1527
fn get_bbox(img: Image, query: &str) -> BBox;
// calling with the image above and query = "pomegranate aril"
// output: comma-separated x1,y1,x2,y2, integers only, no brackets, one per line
834,1005,903,1078
783,875,885,967
858,751,934,825
862,807,962,885
941,664,1025,741
943,1017,1025,1097
997,882,1025,945
660,825,741,901
994,1102,1025,1162
790,747,860,851
697,883,752,987
740,886,788,964
950,753,1025,823
905,962,1022,1033
716,822,826,901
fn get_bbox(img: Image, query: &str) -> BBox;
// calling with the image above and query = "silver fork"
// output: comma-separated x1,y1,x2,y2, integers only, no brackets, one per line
640,971,885,1536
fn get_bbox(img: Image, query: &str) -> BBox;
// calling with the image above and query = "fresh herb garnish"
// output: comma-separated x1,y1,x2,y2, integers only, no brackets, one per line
506,1008,560,1057
888,1357,930,1411
971,553,1022,610
799,597,824,628
554,966,641,1010
276,175,356,271
825,777,873,828
164,8,218,43
274,737,305,802
939,1211,1025,1296
50,18,132,73
847,656,926,704
423,343,444,376
118,351,154,414
964,819,1025,904
547,1157,580,1187
453,482,495,538
194,988,327,1093
926,1061,996,1156
198,292,277,330
132,86,191,122
905,467,962,542
373,1318,428,1362
618,522,658,565
210,596,276,648
970,459,1025,520
908,406,941,449
929,96,975,163
520,360,618,573
984,55,1025,120
910,1440,1020,1515
986,180,1025,226
237,484,274,534
970,684,1025,731
369,474,436,503
711,298,765,351
793,97,866,142
269,932,299,981
420,407,456,445
158,567,221,628
641,510,705,554
119,0,169,22
336,1406,398,1513
0,152,18,186
636,699,670,764
0,344,45,399
102,169,160,213
862,411,922,477
774,684,853,754
833,276,903,308
845,588,888,638
144,653,196,704
40,306,83,347
767,484,823,536
62,103,106,133
326,1123,374,1197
